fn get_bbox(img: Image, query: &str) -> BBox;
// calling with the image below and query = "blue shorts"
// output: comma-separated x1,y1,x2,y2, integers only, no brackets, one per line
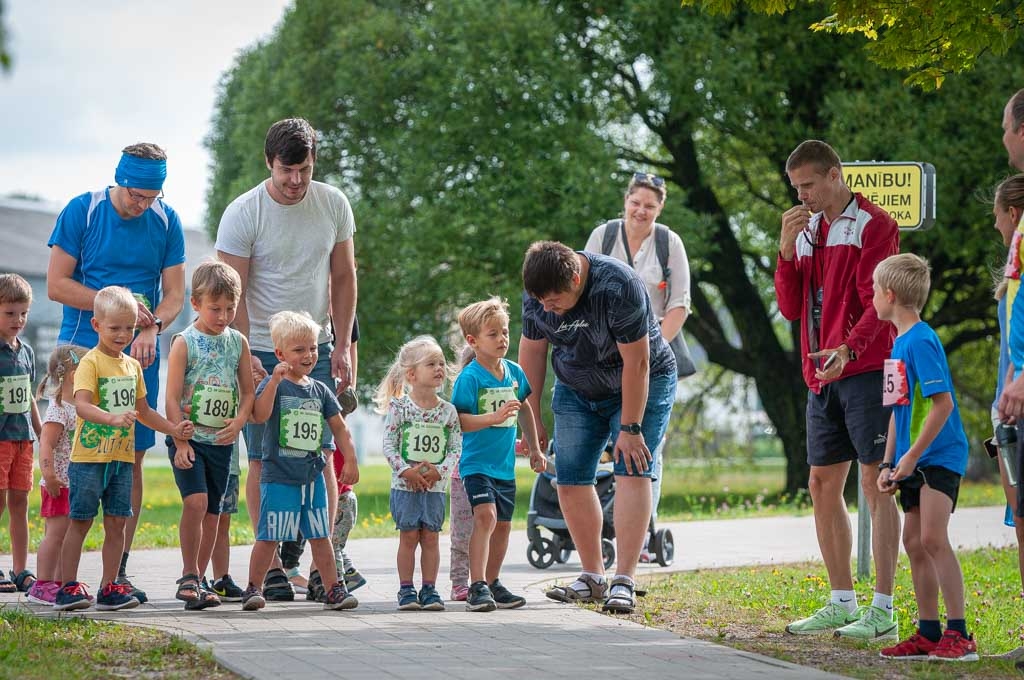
245,343,334,460
219,473,240,515
551,371,675,486
132,353,160,451
257,478,330,541
462,474,516,522
68,460,134,520
167,439,232,515
390,489,446,532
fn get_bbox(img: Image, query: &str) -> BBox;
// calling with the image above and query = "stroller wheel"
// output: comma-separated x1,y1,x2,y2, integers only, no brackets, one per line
653,528,674,567
601,538,616,570
551,536,572,564
527,537,556,569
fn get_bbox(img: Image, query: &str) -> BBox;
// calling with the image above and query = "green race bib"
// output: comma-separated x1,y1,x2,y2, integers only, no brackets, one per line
279,407,323,452
98,375,136,414
191,384,236,428
477,386,517,428
0,375,31,415
401,421,448,464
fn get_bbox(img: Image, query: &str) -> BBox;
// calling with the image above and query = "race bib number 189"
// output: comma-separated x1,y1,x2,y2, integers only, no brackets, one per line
191,384,236,428
883,359,910,407
0,375,30,415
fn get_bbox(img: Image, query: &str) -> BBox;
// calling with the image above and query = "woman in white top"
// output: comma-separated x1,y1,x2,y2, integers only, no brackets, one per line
584,171,691,561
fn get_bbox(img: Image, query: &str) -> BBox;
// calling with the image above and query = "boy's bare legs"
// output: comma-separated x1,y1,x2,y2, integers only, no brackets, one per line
195,512,220,580
469,503,496,583
101,515,128,587
309,538,338,587
902,508,940,619
486,520,512,583
60,518,93,584
419,529,440,584
209,513,232,579
122,449,145,569
918,486,965,619
5,489,29,574
247,541,278,588
397,530,419,583
179,493,208,577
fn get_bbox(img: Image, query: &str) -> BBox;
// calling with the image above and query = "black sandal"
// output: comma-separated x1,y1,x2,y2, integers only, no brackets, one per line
263,567,295,602
11,569,35,593
0,570,15,594
175,573,221,611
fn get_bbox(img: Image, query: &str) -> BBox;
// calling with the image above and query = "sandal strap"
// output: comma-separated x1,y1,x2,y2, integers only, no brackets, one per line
176,573,200,586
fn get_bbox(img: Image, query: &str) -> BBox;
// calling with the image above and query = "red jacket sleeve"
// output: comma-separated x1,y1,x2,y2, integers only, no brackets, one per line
774,254,804,322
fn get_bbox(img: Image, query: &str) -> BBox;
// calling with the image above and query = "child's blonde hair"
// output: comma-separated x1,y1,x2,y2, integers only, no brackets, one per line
192,260,242,303
37,344,89,405
269,310,321,348
456,296,510,368
874,253,931,312
373,335,450,413
94,286,138,319
0,273,32,305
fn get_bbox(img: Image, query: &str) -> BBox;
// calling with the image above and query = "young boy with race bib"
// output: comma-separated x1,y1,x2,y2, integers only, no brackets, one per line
451,298,546,611
243,311,359,611
872,255,978,661
0,273,42,595
375,335,461,611
55,286,194,611
165,261,254,610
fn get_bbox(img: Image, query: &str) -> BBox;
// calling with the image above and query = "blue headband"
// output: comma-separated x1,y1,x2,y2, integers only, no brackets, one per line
114,153,167,191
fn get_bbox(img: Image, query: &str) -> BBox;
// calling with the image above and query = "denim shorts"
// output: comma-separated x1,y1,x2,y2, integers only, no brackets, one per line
245,343,335,460
390,489,446,532
462,474,516,521
219,473,240,515
168,439,232,515
68,460,133,520
551,371,675,486
256,477,330,542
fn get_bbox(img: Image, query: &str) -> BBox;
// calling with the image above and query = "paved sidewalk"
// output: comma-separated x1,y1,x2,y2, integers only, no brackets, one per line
4,506,1016,679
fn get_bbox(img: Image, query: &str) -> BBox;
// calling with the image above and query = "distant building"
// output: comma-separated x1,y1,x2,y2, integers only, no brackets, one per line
0,196,213,380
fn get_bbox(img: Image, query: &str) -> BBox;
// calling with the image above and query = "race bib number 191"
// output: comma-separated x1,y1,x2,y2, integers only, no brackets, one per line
191,384,236,428
883,359,910,407
401,422,448,464
0,375,30,415
280,408,323,452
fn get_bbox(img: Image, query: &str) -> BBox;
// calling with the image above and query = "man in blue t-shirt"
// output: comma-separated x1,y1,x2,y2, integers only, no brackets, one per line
519,241,676,615
46,143,186,599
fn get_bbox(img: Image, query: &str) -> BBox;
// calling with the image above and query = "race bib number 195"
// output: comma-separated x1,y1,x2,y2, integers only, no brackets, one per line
280,408,323,452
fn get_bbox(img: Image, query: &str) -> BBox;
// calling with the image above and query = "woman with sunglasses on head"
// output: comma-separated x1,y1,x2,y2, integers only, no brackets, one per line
584,171,690,562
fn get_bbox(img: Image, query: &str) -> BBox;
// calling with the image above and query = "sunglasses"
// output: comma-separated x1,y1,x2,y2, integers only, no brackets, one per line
632,172,665,187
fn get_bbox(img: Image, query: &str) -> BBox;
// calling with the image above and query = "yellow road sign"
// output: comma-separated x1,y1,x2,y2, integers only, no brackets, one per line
843,162,936,231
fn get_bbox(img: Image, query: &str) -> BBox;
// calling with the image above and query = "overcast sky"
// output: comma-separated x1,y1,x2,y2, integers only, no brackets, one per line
0,0,290,227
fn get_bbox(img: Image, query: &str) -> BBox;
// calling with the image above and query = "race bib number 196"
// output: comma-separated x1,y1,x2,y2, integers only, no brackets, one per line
401,422,448,464
883,359,910,407
0,375,30,415
280,408,323,452
99,375,136,414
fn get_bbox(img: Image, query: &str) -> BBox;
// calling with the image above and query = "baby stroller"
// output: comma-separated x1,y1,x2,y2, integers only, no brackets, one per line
525,440,675,569
526,442,616,569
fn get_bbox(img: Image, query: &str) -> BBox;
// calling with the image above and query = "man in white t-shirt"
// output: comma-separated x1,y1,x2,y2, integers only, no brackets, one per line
215,118,357,599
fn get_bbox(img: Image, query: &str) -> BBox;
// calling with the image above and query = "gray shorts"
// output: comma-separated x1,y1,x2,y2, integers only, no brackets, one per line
806,370,890,467
390,489,446,532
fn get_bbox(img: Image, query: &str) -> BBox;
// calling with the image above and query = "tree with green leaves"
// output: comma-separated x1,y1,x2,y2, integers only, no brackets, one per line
206,0,1019,494
681,0,1024,89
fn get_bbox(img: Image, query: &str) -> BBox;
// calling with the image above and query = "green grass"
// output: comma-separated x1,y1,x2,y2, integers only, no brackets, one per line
622,546,1024,678
0,606,239,679
0,458,1011,550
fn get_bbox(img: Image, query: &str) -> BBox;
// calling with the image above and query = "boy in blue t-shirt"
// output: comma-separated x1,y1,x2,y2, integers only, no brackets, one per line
451,298,546,611
245,311,360,612
872,254,978,662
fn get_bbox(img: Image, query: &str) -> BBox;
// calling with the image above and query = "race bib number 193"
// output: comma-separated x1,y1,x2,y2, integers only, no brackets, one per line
401,422,448,464
883,359,910,407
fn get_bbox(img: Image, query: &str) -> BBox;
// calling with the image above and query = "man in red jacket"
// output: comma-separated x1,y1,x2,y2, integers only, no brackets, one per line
775,140,901,641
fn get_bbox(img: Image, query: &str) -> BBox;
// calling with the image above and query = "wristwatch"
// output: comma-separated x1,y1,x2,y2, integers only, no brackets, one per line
878,461,893,471
620,422,642,435
153,317,164,334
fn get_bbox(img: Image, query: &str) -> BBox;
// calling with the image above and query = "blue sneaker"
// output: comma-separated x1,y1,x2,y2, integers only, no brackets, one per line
344,568,367,592
466,580,496,612
418,584,445,611
397,585,421,611
96,581,140,611
54,581,92,611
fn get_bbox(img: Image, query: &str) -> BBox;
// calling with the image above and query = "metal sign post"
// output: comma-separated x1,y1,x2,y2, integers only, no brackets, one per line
857,466,871,580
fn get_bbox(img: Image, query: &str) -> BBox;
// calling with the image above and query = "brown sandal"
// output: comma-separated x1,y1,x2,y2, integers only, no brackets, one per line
175,573,221,611
545,574,608,603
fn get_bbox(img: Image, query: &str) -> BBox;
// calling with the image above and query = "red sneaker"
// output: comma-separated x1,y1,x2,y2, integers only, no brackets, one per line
929,629,979,661
880,631,939,659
